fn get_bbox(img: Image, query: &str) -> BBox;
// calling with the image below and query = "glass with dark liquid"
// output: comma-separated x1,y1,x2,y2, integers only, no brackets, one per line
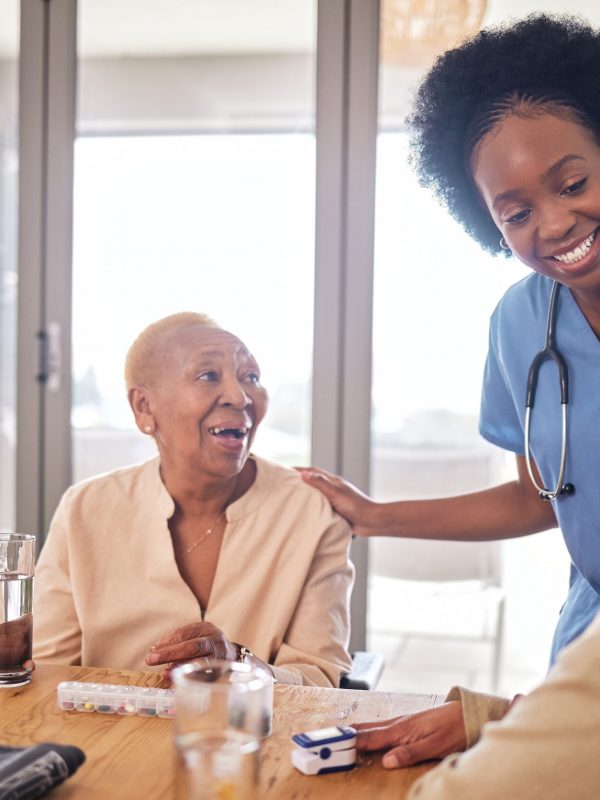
0,534,35,686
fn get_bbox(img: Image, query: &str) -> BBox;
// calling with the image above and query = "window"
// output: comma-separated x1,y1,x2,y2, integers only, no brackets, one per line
72,1,317,481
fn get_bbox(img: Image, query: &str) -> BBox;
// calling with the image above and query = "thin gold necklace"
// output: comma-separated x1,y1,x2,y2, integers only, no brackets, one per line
184,510,227,555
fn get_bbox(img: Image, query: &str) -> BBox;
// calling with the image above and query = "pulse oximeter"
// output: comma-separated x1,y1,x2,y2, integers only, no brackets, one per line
291,725,357,775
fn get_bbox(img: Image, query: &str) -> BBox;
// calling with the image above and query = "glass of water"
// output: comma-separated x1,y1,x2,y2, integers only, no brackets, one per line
0,533,35,687
172,660,273,800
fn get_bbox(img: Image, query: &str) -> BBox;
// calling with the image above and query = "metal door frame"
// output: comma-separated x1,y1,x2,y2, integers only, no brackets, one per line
17,0,76,543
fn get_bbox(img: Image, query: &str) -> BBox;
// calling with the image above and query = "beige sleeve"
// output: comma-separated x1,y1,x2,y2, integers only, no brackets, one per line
408,614,600,800
270,515,354,687
33,489,83,664
446,686,510,747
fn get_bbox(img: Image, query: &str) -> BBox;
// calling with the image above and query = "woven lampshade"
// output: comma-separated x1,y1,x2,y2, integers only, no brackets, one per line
381,0,487,67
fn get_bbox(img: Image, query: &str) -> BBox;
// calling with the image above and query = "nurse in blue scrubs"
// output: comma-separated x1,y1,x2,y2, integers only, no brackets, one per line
480,272,600,661
301,13,600,665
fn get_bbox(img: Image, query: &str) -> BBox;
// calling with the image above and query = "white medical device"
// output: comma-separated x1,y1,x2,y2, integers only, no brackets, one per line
291,726,357,775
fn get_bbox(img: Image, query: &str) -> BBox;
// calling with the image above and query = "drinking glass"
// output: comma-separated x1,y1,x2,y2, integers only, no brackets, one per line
172,660,273,800
0,533,36,687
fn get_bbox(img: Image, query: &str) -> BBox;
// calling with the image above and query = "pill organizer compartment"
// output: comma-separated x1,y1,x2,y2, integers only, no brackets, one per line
115,685,138,715
156,689,176,719
74,683,103,712
136,687,160,717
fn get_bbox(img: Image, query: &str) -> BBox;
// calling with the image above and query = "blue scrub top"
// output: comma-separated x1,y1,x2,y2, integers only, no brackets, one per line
479,272,600,662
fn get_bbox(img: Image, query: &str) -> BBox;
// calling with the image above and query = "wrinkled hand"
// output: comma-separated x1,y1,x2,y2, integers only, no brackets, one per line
355,701,467,769
146,621,237,679
297,467,377,536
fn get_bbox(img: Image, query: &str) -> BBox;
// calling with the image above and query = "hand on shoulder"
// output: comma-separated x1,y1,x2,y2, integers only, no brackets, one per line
296,466,379,536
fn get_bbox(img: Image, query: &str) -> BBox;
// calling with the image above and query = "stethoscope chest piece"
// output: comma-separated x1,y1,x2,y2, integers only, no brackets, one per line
539,482,575,502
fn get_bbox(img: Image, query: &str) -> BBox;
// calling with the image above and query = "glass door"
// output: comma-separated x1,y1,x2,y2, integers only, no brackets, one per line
72,0,317,481
369,0,600,694
0,1,19,530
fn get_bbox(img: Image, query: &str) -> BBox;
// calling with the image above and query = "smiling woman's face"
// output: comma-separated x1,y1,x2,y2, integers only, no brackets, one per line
471,110,600,305
143,325,268,480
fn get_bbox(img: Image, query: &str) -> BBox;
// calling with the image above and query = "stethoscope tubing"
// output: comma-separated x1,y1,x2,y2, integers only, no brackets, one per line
523,280,574,501
524,402,568,500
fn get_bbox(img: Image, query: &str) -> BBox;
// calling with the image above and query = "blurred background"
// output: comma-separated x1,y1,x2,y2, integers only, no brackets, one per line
2,0,595,696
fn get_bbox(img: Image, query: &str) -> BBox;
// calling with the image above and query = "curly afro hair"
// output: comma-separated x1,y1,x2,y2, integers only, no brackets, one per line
407,13,600,255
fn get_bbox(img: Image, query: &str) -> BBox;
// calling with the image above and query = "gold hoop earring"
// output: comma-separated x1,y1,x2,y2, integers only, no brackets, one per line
500,237,511,252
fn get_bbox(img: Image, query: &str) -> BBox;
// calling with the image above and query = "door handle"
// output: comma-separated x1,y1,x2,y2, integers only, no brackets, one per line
36,322,62,392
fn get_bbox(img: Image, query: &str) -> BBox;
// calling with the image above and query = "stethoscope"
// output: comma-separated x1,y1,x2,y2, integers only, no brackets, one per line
524,280,576,501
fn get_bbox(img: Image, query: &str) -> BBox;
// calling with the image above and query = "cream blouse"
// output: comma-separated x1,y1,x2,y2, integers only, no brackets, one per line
33,455,354,686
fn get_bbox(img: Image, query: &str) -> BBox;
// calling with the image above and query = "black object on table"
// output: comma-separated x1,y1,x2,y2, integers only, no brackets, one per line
0,742,85,800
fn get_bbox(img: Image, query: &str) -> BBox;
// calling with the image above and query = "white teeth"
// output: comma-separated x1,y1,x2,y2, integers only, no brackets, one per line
554,231,596,264
209,426,248,435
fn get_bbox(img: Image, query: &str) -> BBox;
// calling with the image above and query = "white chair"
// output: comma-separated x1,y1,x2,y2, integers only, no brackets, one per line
369,412,507,692
368,537,505,692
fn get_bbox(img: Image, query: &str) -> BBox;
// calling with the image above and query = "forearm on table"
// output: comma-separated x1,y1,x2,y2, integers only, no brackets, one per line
408,617,600,799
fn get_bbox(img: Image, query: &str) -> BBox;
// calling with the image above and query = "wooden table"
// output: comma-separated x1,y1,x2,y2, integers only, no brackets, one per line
0,664,444,799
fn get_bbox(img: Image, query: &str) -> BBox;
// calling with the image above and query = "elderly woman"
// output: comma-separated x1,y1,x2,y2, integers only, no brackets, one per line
33,312,353,686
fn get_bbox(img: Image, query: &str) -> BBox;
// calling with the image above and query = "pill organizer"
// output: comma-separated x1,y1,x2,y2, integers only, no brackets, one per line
56,681,175,718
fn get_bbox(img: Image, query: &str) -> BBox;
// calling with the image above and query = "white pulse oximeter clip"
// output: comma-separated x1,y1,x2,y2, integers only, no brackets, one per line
291,725,357,775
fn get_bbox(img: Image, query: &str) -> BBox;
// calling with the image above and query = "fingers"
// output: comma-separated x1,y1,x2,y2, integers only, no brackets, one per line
360,724,458,769
380,724,465,769
160,662,181,683
356,723,441,767
508,692,525,711
146,620,238,667
147,636,213,666
354,716,404,732
356,725,403,752
296,468,372,534
153,621,216,649
147,621,221,666
296,466,353,490
298,468,337,489
381,739,437,769
299,470,345,503
294,466,337,481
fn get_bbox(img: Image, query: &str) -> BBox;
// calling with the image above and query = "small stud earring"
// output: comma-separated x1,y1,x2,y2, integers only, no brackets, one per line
144,425,153,434
500,237,511,252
